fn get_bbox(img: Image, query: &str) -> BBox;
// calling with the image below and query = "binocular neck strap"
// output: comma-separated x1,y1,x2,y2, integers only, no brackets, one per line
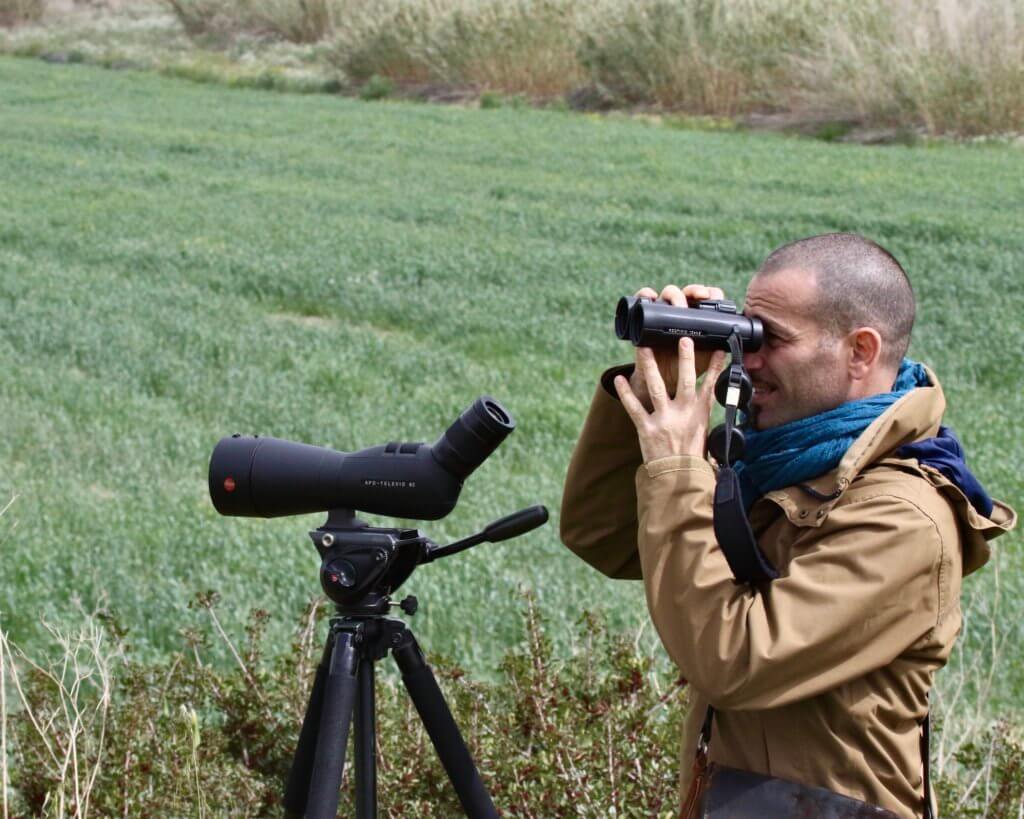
720,332,744,466
711,332,779,585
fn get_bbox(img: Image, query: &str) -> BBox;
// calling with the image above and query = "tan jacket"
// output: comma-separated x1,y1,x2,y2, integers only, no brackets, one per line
560,365,1016,818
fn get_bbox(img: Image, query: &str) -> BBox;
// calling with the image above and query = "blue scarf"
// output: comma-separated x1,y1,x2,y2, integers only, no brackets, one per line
734,358,930,510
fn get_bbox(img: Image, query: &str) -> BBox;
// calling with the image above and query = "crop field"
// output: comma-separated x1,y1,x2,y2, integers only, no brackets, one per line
0,55,1022,722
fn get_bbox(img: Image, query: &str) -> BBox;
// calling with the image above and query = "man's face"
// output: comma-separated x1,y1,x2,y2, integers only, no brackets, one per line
741,268,851,430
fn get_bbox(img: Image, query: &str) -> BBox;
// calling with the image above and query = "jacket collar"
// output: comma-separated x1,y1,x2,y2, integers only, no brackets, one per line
751,364,1015,575
756,365,946,527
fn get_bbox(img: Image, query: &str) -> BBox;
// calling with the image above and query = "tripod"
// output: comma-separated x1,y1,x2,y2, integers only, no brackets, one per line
283,599,499,819
280,506,548,817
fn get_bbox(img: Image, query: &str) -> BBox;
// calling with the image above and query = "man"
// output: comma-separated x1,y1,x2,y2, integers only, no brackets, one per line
560,233,1016,818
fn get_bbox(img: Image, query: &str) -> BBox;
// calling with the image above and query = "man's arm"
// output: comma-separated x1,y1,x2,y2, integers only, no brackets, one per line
560,366,644,579
635,455,946,710
560,283,727,578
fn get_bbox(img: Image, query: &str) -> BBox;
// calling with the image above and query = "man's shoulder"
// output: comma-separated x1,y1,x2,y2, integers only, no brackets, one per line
844,457,953,511
836,457,960,540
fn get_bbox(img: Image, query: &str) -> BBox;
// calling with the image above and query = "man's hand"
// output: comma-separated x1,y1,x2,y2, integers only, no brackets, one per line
615,338,727,463
628,284,726,410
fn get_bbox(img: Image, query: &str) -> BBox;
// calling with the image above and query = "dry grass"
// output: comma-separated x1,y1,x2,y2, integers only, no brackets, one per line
11,0,1010,133
0,619,115,818
0,0,44,28
326,0,584,95
431,0,583,97
792,0,1024,135
163,0,331,43
578,0,820,115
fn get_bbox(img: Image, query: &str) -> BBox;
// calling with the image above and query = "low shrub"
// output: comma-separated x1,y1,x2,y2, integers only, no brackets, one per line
2,593,687,815
3,587,1023,815
359,72,393,100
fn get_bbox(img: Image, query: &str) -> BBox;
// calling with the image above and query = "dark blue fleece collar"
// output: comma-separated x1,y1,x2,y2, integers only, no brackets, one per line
897,426,994,517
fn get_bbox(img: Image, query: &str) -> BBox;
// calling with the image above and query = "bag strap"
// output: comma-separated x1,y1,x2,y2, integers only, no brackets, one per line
922,710,933,819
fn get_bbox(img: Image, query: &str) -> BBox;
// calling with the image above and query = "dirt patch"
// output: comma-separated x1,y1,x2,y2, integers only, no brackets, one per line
267,311,339,330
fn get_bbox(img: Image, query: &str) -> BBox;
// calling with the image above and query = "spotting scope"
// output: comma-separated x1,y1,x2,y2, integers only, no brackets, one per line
208,396,514,521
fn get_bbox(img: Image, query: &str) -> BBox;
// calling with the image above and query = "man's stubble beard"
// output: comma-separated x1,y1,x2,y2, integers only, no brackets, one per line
748,347,848,432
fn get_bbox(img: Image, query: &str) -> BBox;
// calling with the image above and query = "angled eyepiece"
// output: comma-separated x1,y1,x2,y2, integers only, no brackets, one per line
431,396,515,481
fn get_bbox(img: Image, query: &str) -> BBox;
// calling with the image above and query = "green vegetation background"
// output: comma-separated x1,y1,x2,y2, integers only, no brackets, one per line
1,57,1021,712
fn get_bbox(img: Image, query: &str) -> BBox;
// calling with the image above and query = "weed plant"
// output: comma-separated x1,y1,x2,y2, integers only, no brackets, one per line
1,595,689,816
3,594,1023,816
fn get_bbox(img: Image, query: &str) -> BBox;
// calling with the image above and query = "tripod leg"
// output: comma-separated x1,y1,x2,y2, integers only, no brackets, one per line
354,658,377,819
392,630,499,819
283,639,332,817
307,629,360,819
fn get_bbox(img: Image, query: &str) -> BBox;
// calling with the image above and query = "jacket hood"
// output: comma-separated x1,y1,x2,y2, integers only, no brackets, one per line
759,365,1016,576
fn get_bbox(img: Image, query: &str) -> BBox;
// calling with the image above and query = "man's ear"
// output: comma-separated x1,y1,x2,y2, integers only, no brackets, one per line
848,327,883,380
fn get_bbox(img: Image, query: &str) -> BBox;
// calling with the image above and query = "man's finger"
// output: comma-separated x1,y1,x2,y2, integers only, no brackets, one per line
682,284,712,303
614,374,648,425
659,284,687,306
677,337,697,393
634,286,659,300
638,347,669,407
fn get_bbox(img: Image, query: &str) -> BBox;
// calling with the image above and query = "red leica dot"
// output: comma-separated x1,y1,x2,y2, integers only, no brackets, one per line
224,477,236,492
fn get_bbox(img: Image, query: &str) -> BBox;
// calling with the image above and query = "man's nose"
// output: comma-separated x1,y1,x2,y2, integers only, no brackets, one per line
743,350,764,371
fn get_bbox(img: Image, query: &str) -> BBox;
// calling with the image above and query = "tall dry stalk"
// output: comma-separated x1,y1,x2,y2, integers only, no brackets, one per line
0,496,13,819
2,628,8,819
2,618,115,818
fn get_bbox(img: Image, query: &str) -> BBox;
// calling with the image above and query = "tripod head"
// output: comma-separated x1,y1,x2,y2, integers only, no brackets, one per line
312,505,549,613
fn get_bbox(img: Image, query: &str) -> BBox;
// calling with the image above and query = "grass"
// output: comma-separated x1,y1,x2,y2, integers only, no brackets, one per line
0,57,1021,726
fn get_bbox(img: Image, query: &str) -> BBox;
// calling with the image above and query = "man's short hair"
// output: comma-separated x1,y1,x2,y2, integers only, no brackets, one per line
757,233,915,369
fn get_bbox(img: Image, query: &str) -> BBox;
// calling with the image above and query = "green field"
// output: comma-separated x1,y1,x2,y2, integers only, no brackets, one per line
1,57,1022,714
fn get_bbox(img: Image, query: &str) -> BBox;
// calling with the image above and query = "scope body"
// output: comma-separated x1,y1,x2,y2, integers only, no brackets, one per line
616,297,763,351
210,437,465,520
208,396,514,521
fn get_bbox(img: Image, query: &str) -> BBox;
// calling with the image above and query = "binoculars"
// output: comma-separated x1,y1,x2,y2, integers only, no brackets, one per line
615,297,763,351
